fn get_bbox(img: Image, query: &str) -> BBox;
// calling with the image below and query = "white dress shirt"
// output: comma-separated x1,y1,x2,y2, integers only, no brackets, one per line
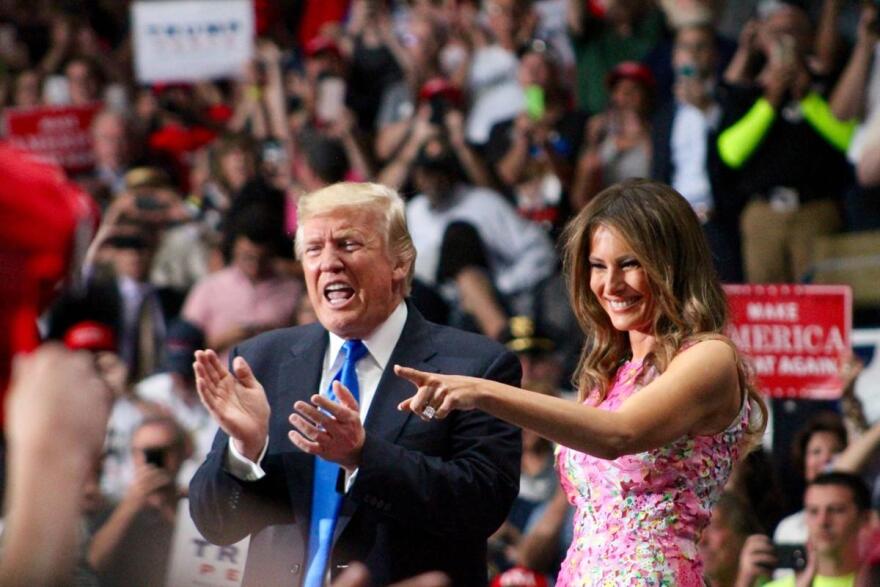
671,101,721,217
225,302,409,484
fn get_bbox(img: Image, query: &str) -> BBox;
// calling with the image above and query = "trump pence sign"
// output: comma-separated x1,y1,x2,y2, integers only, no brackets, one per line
724,284,851,399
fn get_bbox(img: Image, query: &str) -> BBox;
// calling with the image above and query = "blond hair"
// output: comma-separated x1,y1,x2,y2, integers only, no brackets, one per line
562,179,767,441
295,182,417,295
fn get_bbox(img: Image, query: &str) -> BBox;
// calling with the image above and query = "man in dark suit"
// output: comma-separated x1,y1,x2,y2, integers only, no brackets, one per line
190,182,521,587
650,22,744,284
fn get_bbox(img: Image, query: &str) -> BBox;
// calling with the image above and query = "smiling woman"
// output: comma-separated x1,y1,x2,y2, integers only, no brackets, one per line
587,225,654,357
396,178,769,586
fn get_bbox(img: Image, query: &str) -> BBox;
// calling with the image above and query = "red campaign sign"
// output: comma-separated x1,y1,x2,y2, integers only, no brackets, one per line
724,284,852,400
3,103,101,173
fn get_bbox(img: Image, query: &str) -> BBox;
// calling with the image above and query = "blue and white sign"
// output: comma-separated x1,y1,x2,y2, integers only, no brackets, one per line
133,1,254,83
853,328,880,423
165,498,250,587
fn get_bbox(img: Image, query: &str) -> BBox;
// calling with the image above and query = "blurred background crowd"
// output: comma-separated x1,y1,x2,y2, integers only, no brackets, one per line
3,0,880,585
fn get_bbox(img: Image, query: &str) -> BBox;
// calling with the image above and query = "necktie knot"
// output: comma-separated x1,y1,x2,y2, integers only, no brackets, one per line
342,339,367,364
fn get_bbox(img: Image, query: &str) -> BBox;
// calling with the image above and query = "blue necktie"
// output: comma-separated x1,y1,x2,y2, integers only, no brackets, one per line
305,339,367,587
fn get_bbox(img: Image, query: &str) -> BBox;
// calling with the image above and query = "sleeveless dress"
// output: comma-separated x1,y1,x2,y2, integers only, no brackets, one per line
555,358,751,586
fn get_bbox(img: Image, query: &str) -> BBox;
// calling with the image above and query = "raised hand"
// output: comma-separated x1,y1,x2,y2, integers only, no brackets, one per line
123,464,174,511
193,350,270,462
6,343,111,463
288,381,365,472
393,365,482,421
734,534,776,587
793,540,817,587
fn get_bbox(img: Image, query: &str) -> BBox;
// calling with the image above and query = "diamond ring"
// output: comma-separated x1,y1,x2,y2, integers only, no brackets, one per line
422,406,436,420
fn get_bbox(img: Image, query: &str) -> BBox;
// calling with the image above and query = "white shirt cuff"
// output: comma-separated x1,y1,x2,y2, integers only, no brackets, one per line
224,437,269,481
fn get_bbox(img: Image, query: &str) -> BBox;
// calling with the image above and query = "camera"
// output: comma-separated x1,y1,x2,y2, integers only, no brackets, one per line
143,447,166,469
419,78,462,127
774,543,807,571
134,193,167,211
429,96,449,126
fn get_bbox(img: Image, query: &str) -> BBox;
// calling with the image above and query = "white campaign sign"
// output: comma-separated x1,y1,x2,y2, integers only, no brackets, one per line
132,0,254,83
165,498,250,587
853,328,880,424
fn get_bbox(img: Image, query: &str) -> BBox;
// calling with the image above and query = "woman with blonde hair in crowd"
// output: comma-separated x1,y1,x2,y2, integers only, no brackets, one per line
396,178,767,585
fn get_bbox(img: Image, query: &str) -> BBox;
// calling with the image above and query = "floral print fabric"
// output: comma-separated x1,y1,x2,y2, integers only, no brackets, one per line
555,358,750,586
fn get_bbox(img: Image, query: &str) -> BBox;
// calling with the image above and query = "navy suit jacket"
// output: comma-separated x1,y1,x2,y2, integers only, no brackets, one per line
189,305,522,587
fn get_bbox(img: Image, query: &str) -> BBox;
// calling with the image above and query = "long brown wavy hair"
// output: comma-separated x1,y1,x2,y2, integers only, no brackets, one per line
562,179,767,440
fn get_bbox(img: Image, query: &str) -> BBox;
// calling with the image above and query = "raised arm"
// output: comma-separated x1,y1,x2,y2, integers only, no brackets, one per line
857,111,880,185
377,106,438,190
0,345,111,586
829,5,878,120
832,420,880,474
189,348,291,545
345,347,522,538
397,339,742,459
724,20,761,86
813,0,846,77
566,0,585,37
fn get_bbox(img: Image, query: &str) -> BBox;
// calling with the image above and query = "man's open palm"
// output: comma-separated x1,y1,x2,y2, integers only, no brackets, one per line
194,350,270,461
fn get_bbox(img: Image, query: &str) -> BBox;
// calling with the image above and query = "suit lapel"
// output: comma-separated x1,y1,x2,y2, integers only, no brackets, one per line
335,307,439,542
274,325,328,435
363,306,439,443
276,326,328,525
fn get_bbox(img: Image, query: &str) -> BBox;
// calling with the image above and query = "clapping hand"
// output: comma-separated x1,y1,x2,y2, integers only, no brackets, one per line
288,381,365,472
193,350,270,462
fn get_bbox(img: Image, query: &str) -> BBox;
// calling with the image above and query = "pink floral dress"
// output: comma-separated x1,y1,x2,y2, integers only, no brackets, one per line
555,358,750,586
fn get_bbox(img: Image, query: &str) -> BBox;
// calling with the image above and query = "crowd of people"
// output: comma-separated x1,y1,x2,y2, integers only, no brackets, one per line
2,0,880,585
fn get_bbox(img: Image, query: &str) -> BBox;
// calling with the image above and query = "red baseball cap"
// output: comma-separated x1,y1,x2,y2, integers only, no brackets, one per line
63,321,117,353
0,142,95,410
418,77,463,107
304,36,343,60
606,61,655,90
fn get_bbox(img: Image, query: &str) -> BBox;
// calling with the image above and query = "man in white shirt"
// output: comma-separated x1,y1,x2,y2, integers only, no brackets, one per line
651,22,744,283
190,182,521,587
407,136,556,339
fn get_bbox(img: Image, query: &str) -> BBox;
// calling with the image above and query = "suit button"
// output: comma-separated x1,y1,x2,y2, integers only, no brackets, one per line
289,564,301,574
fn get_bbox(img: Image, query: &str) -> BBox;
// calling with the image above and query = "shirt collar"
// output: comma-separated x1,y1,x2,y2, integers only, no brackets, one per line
326,301,408,370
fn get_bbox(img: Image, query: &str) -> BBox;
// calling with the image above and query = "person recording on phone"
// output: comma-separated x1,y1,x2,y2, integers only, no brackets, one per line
571,61,654,209
189,182,521,587
378,77,493,191
715,0,853,284
87,415,189,587
485,41,588,237
651,21,744,283
406,136,556,341
735,472,872,587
